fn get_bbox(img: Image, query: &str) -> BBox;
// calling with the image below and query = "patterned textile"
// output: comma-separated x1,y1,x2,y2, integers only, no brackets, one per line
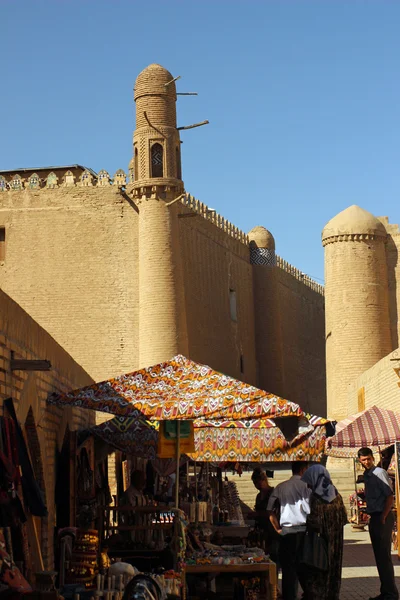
190,424,326,462
306,414,329,427
48,355,304,421
301,494,348,600
325,405,400,457
91,415,158,458
87,416,326,463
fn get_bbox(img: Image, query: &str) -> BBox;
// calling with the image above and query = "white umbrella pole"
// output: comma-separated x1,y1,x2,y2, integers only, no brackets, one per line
175,421,181,509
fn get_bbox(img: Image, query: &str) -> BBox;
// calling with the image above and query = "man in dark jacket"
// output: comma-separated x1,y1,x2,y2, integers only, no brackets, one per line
358,447,398,600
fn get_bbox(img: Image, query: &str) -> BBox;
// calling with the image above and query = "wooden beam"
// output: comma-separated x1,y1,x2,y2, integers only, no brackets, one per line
177,120,209,131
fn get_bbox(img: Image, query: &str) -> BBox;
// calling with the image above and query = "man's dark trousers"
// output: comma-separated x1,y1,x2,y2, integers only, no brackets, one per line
279,531,305,600
369,512,398,599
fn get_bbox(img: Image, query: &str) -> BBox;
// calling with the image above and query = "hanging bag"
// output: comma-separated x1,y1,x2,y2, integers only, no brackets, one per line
300,530,328,571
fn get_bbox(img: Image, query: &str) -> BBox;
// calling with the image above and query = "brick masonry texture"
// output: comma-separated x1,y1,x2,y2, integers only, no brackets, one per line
0,180,327,416
348,348,400,415
0,187,139,382
178,204,326,415
323,205,400,421
324,238,393,421
0,288,94,569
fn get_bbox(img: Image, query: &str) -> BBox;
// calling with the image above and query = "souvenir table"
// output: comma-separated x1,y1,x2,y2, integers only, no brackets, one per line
181,562,277,600
183,546,277,600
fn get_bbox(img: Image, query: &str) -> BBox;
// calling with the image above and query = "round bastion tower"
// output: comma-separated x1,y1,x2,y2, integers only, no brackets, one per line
322,205,392,421
132,64,188,368
248,226,285,396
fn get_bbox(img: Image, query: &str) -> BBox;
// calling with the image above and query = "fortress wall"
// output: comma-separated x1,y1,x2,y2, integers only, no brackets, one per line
379,218,400,350
0,187,139,382
178,205,257,385
0,288,94,568
348,348,400,415
178,198,326,409
276,267,326,416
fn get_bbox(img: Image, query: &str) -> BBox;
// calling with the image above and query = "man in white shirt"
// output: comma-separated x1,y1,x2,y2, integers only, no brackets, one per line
267,462,311,600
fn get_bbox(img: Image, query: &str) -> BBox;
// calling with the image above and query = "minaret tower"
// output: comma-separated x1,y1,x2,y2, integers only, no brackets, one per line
322,205,392,421
132,64,188,368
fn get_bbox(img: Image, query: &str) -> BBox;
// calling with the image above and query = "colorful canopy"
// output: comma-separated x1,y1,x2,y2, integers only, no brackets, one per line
326,405,400,458
191,424,326,462
85,414,327,463
48,355,304,421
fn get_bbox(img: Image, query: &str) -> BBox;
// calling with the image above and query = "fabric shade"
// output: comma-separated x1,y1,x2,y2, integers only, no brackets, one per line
48,355,304,421
325,405,400,457
85,414,326,463
191,424,326,462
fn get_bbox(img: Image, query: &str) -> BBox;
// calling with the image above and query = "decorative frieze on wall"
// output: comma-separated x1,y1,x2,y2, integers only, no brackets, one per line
0,169,129,190
0,171,324,296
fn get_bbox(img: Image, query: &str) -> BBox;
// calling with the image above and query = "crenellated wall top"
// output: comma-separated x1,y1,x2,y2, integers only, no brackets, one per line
0,170,324,296
0,169,129,191
181,193,324,296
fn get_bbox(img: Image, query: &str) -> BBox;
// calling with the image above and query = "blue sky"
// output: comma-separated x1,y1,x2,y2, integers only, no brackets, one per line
2,0,399,282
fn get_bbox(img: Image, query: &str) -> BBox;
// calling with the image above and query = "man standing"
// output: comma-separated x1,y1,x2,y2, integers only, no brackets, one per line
358,447,398,600
267,462,311,600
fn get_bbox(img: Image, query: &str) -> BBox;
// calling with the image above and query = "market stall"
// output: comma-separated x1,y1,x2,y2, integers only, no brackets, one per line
325,405,400,540
48,354,329,600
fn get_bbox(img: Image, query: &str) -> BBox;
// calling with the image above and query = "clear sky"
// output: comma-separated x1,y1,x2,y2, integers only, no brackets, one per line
2,0,399,282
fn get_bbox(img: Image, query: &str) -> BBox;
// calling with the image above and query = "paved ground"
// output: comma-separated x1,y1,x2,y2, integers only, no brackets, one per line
275,524,400,599
339,524,400,599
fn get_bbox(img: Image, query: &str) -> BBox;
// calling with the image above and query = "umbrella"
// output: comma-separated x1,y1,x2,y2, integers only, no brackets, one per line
325,405,400,457
48,355,304,421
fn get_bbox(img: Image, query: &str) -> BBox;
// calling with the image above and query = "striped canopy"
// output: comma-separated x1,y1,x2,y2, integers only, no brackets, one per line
48,355,304,421
326,405,400,457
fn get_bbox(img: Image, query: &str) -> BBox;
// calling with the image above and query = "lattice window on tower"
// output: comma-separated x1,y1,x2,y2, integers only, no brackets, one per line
151,143,164,178
249,245,276,267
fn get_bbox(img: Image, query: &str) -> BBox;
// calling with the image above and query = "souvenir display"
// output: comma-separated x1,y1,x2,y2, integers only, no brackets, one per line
65,529,99,589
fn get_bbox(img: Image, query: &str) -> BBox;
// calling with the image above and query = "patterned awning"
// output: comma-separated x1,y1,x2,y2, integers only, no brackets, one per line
325,405,400,457
48,355,304,421
84,413,326,463
191,424,326,462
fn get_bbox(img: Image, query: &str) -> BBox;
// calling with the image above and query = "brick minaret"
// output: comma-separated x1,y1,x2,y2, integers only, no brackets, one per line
132,64,188,367
322,205,392,421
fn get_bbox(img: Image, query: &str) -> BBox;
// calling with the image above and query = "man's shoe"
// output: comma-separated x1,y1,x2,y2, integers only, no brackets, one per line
368,595,382,600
